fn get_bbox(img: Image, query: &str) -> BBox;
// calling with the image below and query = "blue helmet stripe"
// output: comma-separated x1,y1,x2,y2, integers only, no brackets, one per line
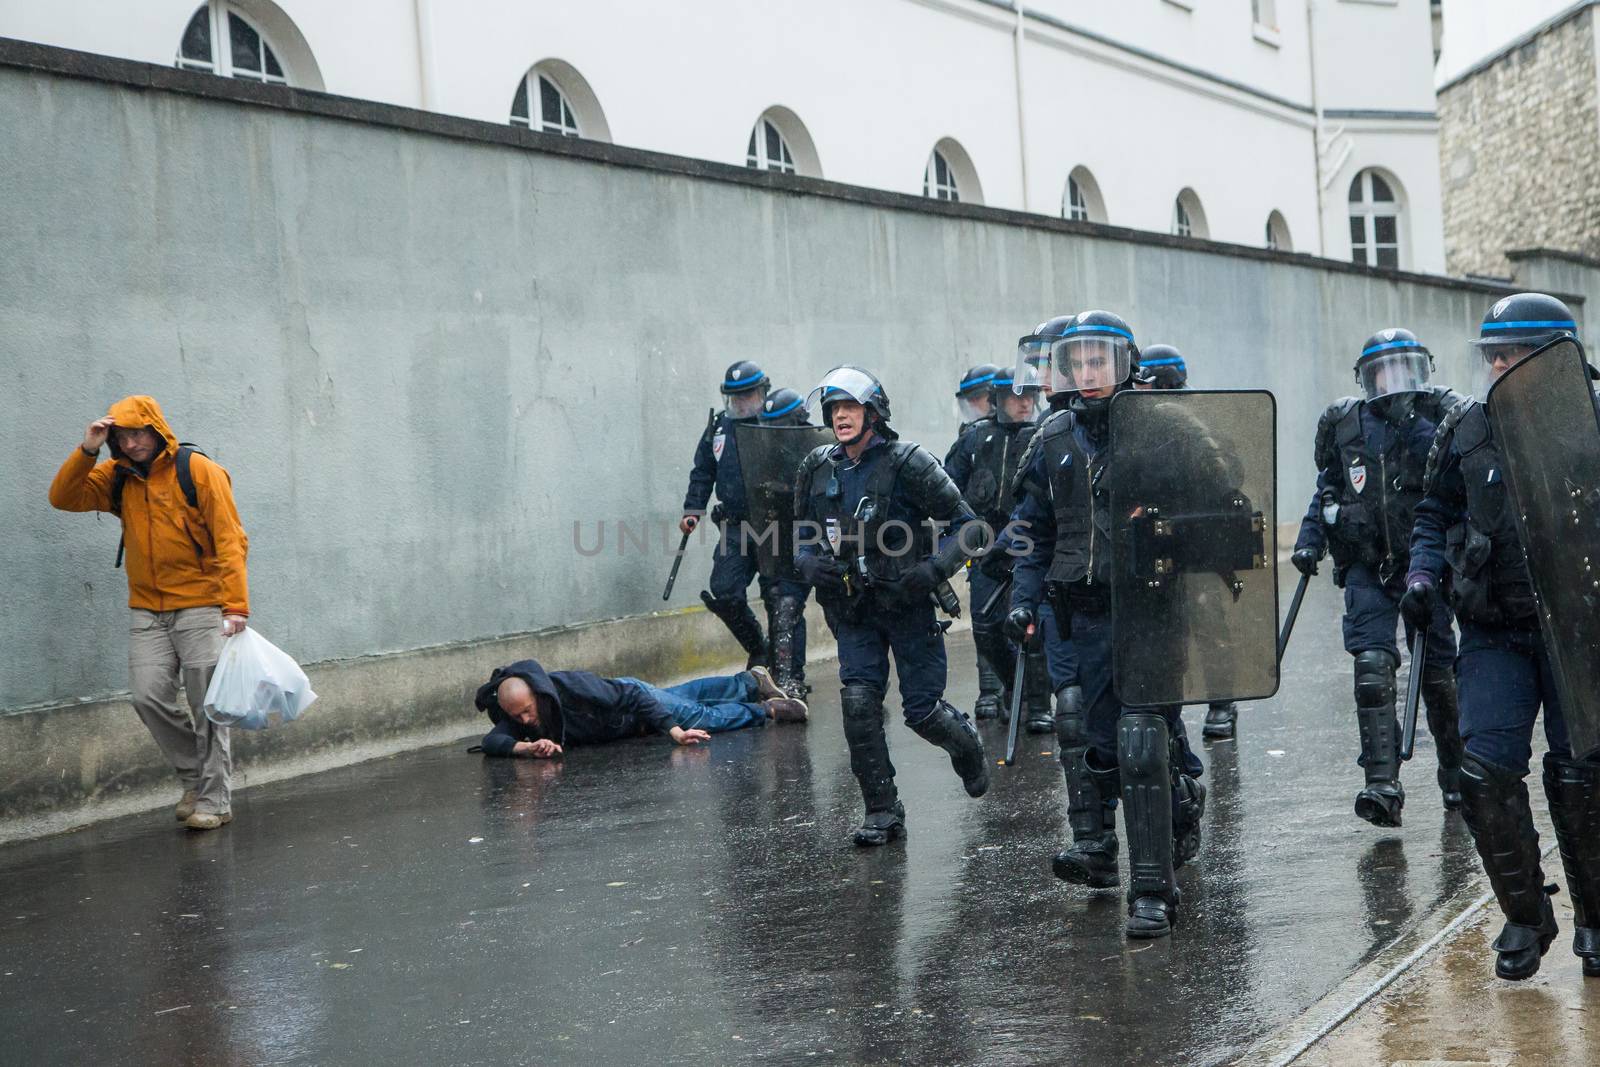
761,396,803,419
1139,356,1186,367
958,373,998,393
1360,339,1425,356
1059,323,1134,341
723,371,768,390
1481,320,1576,331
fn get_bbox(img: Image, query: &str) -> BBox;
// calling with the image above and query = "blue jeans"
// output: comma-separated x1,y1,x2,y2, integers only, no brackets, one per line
1342,563,1456,664
1073,611,1202,779
1456,622,1570,776
835,601,948,725
616,675,767,732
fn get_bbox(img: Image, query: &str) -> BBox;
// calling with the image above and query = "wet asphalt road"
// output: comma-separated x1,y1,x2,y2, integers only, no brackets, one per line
0,572,1488,1067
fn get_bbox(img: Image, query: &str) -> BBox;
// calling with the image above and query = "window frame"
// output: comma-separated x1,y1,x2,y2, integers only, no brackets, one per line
1171,197,1192,237
1348,169,1402,269
1064,175,1089,221
924,149,960,203
175,2,288,85
510,71,580,137
746,118,797,175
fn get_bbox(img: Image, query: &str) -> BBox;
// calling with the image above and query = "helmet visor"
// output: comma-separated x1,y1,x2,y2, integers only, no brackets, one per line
725,389,767,419
1014,334,1053,394
1472,339,1542,390
954,393,993,425
805,367,880,414
1357,351,1431,400
1049,335,1132,396
996,387,1042,424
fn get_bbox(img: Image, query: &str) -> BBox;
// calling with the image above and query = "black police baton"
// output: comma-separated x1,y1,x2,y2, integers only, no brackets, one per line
979,575,1012,617
1400,629,1426,761
1277,572,1310,661
1004,626,1033,766
662,522,693,601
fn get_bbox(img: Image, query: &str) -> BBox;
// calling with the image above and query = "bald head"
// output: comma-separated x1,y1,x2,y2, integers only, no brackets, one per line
497,676,541,726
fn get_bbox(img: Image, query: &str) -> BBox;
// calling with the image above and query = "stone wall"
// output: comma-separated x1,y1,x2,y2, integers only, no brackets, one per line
1439,5,1600,279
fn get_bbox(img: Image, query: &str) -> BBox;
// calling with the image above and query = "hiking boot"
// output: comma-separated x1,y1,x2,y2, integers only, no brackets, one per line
185,811,232,831
174,790,198,822
764,696,809,724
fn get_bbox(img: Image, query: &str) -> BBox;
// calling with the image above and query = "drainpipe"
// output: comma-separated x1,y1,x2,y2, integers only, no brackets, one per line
413,0,437,110
1012,1,1031,211
1305,0,1327,256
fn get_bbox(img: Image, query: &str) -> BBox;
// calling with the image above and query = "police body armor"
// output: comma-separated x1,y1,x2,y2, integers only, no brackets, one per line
797,441,960,616
1427,402,1538,629
1316,389,1460,582
961,418,1038,527
1013,408,1108,619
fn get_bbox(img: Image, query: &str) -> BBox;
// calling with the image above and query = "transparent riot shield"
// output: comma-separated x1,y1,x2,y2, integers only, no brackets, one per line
733,422,837,579
1108,390,1280,706
1486,338,1600,759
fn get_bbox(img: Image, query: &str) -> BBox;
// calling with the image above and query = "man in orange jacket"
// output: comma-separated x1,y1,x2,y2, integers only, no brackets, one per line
49,396,250,830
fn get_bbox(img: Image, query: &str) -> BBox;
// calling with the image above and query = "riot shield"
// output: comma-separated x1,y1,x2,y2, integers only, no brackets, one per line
733,422,837,579
1486,338,1600,759
1108,390,1280,706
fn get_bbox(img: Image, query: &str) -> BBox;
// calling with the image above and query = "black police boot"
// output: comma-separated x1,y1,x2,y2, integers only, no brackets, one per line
1422,671,1464,812
971,629,1009,721
841,685,904,847
1120,713,1180,939
1024,646,1054,733
1459,754,1559,980
767,595,807,697
1352,651,1405,828
910,700,990,798
1172,728,1208,870
1052,686,1120,888
701,591,768,668
1543,754,1600,978
1201,701,1237,741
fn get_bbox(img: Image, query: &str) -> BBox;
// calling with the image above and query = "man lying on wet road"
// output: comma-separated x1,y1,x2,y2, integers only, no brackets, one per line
475,658,808,758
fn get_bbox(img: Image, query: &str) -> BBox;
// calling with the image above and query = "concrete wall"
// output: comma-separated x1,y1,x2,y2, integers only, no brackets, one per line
0,44,1589,829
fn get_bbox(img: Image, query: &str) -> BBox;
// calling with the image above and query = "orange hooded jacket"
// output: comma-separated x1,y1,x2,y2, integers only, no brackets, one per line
49,396,250,617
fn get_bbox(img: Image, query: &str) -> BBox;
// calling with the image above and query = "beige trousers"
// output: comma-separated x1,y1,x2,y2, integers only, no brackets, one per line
129,607,231,814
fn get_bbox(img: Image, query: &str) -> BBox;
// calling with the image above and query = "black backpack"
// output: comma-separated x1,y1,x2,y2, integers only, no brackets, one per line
108,443,205,568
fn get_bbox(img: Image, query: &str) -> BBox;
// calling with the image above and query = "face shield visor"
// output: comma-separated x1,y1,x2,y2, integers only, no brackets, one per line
725,387,768,420
1048,334,1132,397
805,367,881,416
953,390,994,425
1357,350,1431,400
1470,336,1544,392
996,364,1044,423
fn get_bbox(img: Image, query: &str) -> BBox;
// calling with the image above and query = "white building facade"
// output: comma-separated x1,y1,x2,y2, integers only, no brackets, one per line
0,0,1447,271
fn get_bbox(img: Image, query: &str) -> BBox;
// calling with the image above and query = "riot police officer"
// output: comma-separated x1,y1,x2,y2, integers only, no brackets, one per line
1131,344,1241,743
794,366,991,847
1291,329,1465,827
1405,293,1600,981
952,364,1002,437
680,361,773,668
948,366,1053,728
1004,311,1212,939
754,387,816,695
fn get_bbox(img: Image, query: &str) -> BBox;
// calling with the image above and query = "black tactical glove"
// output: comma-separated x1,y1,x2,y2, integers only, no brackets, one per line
884,560,941,603
1004,606,1036,643
978,547,1015,582
1290,547,1320,578
1399,578,1437,631
796,554,848,595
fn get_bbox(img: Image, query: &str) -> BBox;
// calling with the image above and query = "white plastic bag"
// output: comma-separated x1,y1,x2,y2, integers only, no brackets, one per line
204,627,318,730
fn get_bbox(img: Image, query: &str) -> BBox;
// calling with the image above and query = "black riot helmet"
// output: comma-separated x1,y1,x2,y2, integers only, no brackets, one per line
721,360,770,419
954,363,1002,425
1019,310,1138,403
758,387,809,425
1470,293,1580,386
1354,327,1432,400
1136,344,1187,390
805,365,896,442
990,365,1044,424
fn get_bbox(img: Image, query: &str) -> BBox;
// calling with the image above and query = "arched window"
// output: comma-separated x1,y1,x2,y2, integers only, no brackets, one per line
511,72,579,136
506,61,612,143
1062,167,1106,223
176,2,284,84
925,149,960,202
1171,188,1208,239
1349,169,1401,268
747,117,795,174
923,139,983,205
1265,210,1292,252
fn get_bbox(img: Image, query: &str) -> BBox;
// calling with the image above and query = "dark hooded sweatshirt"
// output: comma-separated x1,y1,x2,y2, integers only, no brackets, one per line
475,659,675,756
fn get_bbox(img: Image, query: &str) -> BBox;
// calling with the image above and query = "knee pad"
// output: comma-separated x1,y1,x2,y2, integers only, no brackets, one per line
1054,685,1086,748
1353,650,1397,709
1117,712,1170,785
